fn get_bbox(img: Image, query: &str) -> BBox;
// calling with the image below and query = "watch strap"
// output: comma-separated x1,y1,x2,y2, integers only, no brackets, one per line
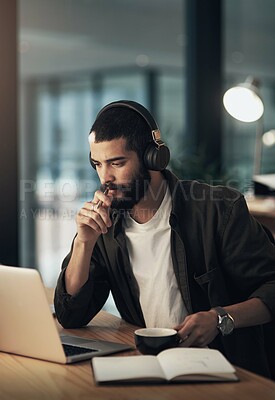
213,306,228,317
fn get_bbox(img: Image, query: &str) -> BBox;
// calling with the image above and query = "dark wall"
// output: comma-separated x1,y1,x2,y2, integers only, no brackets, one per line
0,0,18,265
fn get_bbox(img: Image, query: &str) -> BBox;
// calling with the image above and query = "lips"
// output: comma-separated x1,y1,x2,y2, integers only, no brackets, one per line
111,189,128,199
107,189,117,195
106,185,129,194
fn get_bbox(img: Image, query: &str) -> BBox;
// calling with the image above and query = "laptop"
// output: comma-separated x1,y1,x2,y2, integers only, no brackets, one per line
0,265,132,364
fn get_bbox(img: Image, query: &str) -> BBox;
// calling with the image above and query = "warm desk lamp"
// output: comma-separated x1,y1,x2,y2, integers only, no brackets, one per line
262,129,275,147
223,76,264,175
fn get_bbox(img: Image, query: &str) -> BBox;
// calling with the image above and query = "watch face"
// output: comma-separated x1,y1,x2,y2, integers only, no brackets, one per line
219,315,234,335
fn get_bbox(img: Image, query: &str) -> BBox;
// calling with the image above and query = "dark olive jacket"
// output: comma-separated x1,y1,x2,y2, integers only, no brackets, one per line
54,170,275,378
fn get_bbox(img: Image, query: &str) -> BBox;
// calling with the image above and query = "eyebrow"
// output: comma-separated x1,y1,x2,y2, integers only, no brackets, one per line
91,156,128,164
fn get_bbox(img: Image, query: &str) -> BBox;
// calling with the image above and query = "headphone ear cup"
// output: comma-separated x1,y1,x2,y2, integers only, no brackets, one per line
89,151,96,169
143,142,170,171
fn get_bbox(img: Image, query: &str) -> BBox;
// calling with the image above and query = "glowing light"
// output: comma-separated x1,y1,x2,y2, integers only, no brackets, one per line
262,130,275,146
223,86,264,122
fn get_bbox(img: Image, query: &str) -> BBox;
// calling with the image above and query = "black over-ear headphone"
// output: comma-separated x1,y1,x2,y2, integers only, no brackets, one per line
89,100,170,171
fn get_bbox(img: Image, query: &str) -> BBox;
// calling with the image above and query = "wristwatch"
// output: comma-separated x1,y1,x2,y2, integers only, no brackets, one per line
213,306,235,336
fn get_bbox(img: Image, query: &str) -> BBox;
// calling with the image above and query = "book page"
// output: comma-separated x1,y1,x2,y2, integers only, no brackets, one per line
157,348,236,381
92,355,166,383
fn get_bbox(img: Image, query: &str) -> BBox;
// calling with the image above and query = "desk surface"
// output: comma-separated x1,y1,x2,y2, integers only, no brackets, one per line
246,196,275,236
0,295,275,400
246,196,275,217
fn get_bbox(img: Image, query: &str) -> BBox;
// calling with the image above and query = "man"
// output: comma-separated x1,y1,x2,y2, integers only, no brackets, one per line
55,100,275,378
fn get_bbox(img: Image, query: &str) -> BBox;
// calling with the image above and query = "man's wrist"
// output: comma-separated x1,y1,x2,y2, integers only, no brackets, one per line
74,235,96,252
211,306,235,336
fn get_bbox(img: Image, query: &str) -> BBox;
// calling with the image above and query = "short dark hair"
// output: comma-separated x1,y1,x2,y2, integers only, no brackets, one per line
90,107,152,162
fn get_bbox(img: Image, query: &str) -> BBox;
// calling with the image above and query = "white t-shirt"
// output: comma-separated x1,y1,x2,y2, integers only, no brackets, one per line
123,186,188,328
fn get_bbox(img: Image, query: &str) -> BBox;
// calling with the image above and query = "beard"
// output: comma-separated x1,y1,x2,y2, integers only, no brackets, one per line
100,164,151,211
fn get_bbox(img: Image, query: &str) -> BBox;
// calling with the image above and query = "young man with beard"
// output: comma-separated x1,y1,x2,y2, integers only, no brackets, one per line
54,100,275,378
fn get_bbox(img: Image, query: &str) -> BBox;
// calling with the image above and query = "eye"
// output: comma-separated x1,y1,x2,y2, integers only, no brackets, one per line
111,161,125,167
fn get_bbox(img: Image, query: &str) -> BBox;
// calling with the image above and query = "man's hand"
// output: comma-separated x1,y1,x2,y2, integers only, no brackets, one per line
76,189,112,243
65,189,112,296
174,298,273,347
174,310,219,347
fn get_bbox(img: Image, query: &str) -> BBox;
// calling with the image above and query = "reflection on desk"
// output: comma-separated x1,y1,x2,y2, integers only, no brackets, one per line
0,308,275,400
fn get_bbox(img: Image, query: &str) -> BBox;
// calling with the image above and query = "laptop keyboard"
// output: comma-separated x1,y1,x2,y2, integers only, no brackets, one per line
62,343,98,357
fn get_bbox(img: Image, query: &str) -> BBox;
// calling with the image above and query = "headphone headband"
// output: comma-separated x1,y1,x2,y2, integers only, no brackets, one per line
96,100,159,134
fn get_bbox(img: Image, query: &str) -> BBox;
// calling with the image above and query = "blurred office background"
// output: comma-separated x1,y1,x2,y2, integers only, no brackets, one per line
1,1,275,312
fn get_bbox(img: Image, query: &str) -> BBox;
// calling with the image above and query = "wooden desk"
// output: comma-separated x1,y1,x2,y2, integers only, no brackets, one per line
246,196,275,236
0,308,274,400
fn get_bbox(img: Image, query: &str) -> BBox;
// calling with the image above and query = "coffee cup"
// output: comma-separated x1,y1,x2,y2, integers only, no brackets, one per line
134,328,179,355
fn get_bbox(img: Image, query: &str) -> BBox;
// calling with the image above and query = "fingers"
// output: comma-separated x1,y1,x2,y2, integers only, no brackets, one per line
178,331,206,348
75,187,113,238
93,189,112,208
174,311,219,348
77,201,112,234
175,321,195,347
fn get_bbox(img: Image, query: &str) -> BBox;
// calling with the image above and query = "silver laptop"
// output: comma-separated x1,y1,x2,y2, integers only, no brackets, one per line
0,265,132,364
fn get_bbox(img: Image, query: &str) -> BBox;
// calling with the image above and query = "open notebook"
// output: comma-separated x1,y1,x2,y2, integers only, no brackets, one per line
0,265,132,363
92,347,238,384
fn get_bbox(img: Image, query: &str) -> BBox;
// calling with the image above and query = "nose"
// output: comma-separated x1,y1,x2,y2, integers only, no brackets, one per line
98,164,115,186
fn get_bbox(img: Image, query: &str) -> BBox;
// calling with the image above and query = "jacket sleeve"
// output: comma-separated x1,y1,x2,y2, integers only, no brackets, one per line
219,195,275,317
54,236,110,328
